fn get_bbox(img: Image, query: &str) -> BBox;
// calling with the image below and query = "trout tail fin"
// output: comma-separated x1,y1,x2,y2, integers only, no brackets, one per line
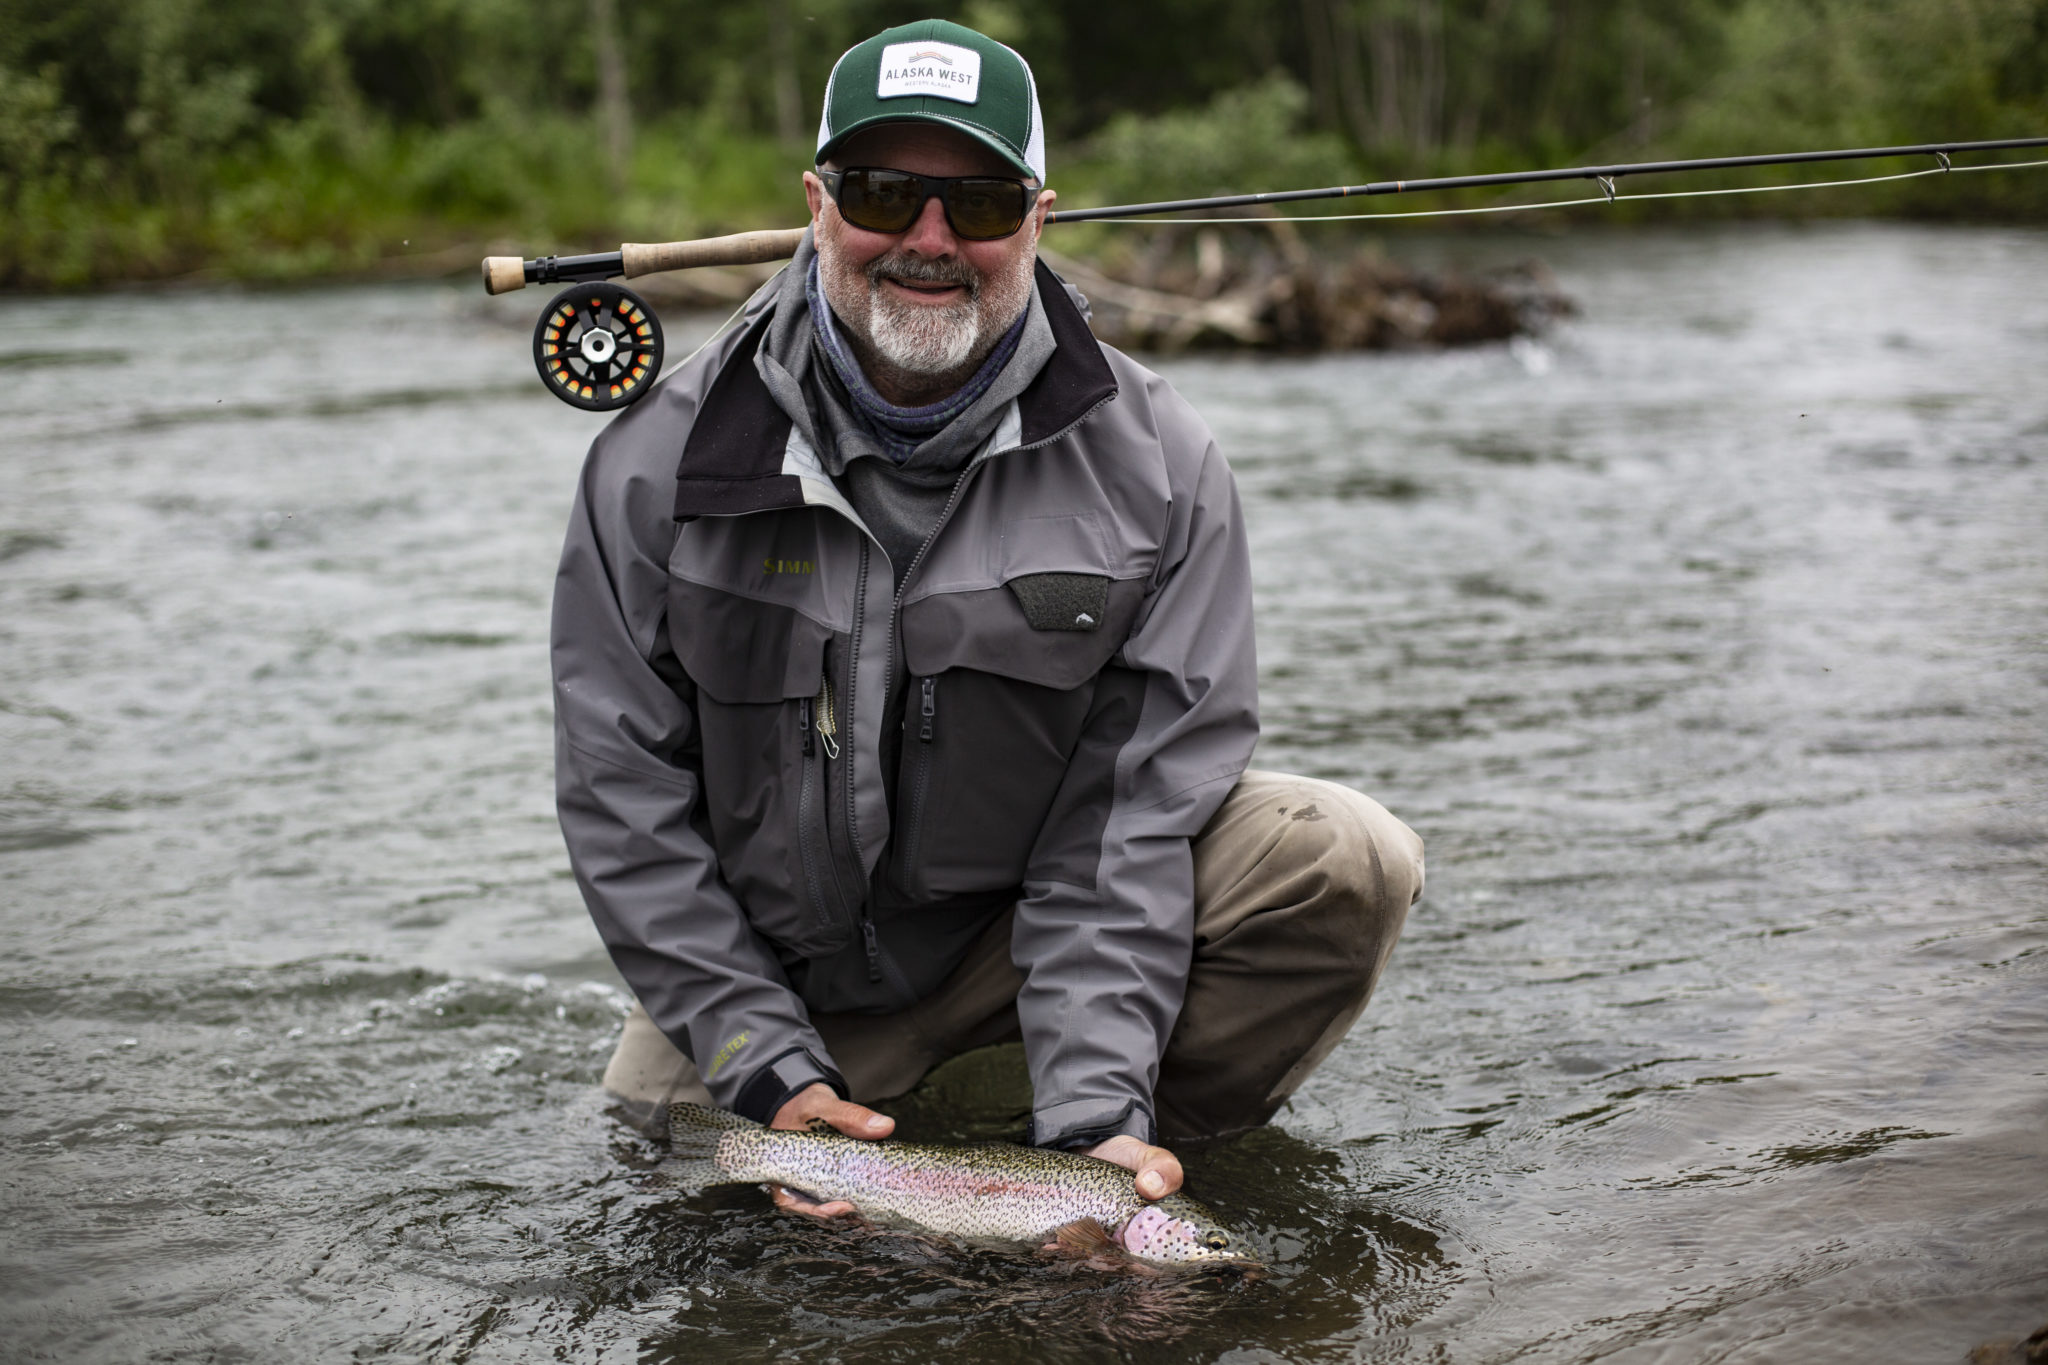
658,1102,761,1189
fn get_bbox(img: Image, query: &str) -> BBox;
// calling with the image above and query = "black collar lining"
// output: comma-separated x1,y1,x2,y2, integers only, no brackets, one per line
673,311,802,522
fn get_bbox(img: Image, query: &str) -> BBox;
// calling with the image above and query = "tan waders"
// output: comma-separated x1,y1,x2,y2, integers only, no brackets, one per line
601,772,1423,1143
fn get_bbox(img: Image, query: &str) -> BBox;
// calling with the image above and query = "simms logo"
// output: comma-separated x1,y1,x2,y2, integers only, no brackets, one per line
876,40,982,104
762,557,814,574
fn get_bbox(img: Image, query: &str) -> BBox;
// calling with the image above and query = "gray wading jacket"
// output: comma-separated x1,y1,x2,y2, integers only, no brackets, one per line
552,260,1257,1149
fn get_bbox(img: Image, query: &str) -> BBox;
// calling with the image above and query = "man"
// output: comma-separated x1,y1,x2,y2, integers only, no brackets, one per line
551,18,1423,1213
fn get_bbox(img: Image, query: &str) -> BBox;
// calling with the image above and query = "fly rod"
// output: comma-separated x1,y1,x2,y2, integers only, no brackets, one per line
486,135,2048,410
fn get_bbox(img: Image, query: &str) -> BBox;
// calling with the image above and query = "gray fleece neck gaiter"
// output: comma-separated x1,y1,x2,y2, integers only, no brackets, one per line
806,258,1029,466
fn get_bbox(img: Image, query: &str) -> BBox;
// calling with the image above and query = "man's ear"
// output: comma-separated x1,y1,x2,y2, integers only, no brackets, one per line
1030,187,1057,241
804,170,827,224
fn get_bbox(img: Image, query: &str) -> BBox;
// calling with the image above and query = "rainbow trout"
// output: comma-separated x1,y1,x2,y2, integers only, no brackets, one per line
664,1102,1260,1268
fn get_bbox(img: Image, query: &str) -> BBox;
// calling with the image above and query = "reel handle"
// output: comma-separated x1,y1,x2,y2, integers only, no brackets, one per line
482,227,806,295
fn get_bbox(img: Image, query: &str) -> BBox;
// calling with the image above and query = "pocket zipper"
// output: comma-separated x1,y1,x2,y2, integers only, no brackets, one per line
895,676,938,895
815,677,840,760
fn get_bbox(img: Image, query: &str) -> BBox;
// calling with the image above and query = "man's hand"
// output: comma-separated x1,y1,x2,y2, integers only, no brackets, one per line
1084,1134,1184,1201
767,1082,893,1219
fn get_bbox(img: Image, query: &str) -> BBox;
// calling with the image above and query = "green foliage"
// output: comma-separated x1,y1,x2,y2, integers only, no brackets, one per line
1665,0,2048,216
1075,77,1359,204
0,64,77,185
1,0,2043,287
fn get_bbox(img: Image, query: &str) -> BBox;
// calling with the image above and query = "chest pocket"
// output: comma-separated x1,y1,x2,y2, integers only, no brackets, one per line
665,510,841,704
901,514,1146,686
665,574,851,958
668,578,831,704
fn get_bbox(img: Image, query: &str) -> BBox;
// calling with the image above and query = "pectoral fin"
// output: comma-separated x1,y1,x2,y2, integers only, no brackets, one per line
1047,1217,1117,1256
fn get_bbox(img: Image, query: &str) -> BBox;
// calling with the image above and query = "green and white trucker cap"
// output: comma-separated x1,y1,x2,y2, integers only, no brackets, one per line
816,19,1046,183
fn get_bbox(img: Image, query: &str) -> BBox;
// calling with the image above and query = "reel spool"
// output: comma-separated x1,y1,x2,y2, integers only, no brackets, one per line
532,282,664,410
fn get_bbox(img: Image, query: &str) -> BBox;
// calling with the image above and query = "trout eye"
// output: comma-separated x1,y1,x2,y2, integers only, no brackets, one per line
1205,1232,1229,1250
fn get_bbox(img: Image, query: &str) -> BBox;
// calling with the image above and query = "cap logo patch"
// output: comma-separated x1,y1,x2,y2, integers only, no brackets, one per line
877,40,982,103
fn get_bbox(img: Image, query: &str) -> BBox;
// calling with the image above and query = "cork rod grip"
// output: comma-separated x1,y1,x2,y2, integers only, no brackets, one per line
621,228,807,277
480,256,527,295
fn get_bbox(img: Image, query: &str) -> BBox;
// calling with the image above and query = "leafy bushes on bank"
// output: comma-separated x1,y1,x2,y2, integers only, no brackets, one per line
2,0,2044,288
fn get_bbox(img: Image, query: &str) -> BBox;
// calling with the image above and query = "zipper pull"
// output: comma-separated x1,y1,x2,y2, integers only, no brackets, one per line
799,696,814,756
816,680,839,760
860,919,882,983
919,677,936,743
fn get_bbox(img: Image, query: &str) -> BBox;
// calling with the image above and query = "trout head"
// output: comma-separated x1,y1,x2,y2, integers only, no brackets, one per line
1114,1198,1262,1268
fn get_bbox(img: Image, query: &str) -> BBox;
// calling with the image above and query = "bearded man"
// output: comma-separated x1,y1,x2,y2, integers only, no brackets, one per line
551,18,1424,1213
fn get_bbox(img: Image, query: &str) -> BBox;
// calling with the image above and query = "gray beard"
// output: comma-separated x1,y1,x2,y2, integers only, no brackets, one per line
869,265,982,374
818,230,1035,396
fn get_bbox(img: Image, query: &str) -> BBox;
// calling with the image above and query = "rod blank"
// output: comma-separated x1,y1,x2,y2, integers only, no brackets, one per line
1046,136,2048,223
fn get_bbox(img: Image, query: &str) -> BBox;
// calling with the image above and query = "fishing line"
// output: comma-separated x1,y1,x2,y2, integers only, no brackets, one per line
1066,157,2048,225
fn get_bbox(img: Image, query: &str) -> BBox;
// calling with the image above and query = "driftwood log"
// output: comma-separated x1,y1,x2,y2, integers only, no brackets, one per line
1042,218,1574,352
626,221,1572,354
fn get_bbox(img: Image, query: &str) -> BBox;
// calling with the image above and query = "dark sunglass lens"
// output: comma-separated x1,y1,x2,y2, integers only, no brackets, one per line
840,169,923,232
945,179,1029,239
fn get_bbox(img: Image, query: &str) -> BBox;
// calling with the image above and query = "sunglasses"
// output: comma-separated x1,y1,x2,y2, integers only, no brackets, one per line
817,167,1036,241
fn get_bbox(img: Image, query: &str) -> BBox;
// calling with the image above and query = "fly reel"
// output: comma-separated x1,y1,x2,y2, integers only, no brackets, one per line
533,281,664,411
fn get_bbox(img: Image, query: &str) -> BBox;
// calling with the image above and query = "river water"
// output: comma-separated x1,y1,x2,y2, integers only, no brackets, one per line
3,223,2044,1363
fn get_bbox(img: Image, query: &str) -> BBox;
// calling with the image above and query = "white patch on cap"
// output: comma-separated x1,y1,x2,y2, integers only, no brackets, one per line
877,41,982,104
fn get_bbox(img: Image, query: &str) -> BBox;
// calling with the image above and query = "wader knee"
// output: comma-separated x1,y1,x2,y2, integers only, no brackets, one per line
602,1004,712,1137
1155,771,1422,1142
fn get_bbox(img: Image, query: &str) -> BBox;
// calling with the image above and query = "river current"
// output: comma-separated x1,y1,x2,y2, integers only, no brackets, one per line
3,223,2043,1362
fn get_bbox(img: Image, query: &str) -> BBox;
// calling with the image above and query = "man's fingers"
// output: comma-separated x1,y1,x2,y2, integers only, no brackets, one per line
1084,1135,1185,1200
769,1082,894,1138
1134,1149,1184,1200
817,1097,895,1138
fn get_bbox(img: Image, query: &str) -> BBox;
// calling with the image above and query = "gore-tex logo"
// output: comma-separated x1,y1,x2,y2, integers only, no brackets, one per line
877,40,982,104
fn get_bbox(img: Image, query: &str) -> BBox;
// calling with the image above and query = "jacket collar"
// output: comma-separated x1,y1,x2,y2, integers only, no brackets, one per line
674,258,1118,522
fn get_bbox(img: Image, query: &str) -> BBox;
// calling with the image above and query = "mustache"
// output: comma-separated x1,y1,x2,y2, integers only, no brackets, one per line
865,251,980,297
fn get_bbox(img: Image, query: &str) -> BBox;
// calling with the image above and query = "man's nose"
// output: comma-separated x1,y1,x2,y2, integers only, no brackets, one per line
899,190,959,257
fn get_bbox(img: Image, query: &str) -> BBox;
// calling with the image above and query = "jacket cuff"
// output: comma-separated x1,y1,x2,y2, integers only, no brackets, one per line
1028,1097,1155,1150
733,1046,848,1124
